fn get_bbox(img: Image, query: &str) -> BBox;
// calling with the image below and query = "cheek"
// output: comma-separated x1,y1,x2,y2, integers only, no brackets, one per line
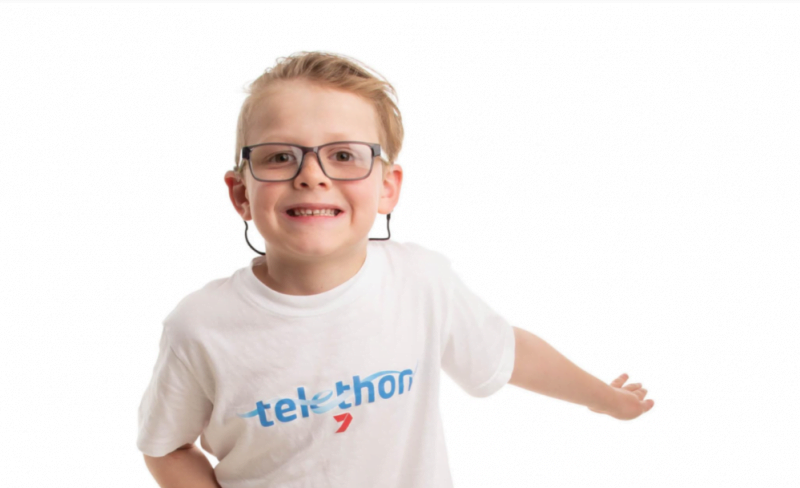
253,184,283,207
341,177,381,210
248,187,285,223
350,190,381,216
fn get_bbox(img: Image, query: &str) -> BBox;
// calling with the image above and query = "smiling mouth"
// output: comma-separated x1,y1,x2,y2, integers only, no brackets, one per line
285,209,343,217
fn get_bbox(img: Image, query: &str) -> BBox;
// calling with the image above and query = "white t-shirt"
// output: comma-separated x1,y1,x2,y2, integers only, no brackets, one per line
137,240,516,488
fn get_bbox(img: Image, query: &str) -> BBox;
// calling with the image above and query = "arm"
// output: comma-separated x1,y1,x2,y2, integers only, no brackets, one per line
508,326,654,420
143,443,222,488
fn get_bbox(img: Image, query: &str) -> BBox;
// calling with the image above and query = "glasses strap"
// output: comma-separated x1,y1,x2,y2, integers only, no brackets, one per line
370,213,391,241
243,213,392,255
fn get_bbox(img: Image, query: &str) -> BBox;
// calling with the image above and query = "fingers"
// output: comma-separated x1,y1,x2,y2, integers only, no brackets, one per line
612,375,654,414
610,373,628,388
635,391,654,414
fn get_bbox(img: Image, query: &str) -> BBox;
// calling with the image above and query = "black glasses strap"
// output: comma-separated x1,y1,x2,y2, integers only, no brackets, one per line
244,213,391,255
370,213,391,241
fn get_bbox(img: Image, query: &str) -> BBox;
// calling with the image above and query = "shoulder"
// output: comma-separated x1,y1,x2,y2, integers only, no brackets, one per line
161,276,232,347
374,240,454,282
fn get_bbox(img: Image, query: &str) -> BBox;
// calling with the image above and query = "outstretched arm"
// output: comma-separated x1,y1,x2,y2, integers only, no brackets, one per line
508,326,654,420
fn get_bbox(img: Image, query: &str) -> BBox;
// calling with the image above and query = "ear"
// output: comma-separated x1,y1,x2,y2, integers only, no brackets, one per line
224,170,252,221
378,163,403,215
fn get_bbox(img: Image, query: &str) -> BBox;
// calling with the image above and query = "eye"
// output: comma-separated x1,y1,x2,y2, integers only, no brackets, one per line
267,152,295,163
334,151,355,161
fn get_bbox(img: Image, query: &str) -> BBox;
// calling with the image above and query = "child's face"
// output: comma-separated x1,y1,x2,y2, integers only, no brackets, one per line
225,78,402,261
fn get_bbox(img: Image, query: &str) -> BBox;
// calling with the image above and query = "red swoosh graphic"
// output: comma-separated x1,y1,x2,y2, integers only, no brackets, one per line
333,412,353,433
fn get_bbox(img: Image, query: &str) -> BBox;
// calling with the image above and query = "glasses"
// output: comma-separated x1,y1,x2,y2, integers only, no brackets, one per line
240,141,382,182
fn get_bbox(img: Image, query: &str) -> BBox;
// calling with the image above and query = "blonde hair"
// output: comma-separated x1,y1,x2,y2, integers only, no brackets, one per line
233,51,404,180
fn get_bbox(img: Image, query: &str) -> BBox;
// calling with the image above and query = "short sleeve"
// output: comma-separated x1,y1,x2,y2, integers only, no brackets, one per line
136,329,213,457
440,266,516,398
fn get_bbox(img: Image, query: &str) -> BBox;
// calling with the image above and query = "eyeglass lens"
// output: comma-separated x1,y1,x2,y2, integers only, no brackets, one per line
248,143,373,181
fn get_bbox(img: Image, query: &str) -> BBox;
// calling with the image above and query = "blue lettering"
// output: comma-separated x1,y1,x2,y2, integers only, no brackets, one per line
256,400,274,427
336,381,352,409
297,386,309,418
239,361,419,427
378,375,396,399
275,398,297,422
399,368,413,394
311,390,333,413
353,375,374,406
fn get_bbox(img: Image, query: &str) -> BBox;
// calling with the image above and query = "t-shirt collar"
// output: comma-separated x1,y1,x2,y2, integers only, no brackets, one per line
236,244,379,317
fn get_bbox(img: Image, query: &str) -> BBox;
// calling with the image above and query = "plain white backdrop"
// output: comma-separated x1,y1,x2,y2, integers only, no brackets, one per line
1,2,798,487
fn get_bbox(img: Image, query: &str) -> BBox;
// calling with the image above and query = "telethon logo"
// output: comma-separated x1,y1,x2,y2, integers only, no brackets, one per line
237,361,418,427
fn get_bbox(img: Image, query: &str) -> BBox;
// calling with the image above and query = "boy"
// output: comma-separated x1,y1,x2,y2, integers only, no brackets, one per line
137,51,654,488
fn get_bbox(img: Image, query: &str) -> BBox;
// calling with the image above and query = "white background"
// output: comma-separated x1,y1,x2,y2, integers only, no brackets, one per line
1,2,798,487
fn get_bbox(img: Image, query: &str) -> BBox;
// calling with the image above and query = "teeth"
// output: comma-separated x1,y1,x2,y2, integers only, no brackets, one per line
290,208,339,216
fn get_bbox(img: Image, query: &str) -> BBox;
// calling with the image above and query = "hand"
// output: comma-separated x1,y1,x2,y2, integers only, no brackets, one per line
588,373,655,420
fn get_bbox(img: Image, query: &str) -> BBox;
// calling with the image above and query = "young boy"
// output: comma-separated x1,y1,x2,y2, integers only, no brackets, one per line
137,51,654,488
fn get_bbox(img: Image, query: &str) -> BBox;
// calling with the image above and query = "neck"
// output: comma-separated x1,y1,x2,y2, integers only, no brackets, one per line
254,244,368,296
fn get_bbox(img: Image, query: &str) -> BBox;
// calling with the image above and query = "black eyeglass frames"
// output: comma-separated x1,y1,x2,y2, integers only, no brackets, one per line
238,141,382,182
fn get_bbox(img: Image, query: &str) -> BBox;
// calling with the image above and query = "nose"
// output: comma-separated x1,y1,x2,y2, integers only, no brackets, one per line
293,150,331,188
